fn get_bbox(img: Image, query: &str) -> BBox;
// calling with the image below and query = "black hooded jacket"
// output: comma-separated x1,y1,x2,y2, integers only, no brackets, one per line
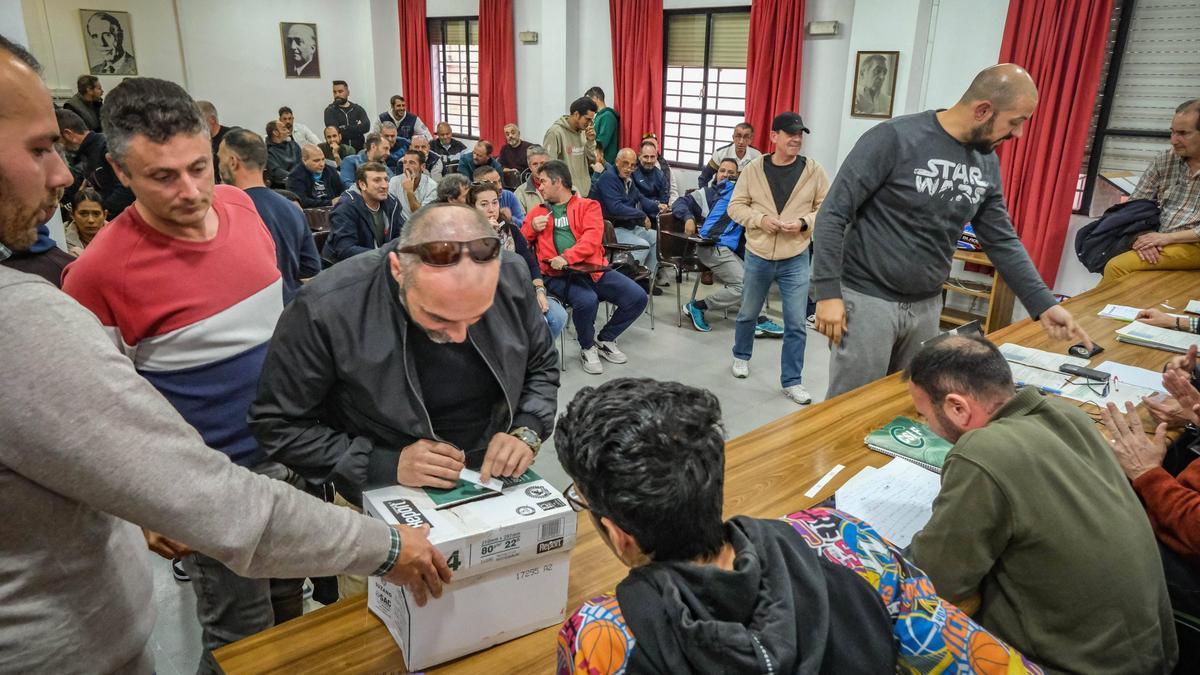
248,245,559,505
615,517,897,674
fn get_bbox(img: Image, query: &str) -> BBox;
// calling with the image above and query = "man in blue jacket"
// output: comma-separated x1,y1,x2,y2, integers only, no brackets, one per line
340,132,394,187
324,162,405,263
632,140,671,219
590,147,660,289
457,140,503,178
674,158,781,337
287,144,346,208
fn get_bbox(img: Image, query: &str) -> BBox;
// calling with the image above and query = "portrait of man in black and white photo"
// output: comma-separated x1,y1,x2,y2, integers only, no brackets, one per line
81,10,137,76
851,51,898,119
281,22,320,79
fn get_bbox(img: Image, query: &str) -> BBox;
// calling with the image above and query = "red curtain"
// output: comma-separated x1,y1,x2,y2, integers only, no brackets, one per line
609,0,664,148
744,0,806,151
397,0,433,128
479,0,517,147
996,0,1112,287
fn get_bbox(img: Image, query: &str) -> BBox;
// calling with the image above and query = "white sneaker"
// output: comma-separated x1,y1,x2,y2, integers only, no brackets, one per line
731,358,749,378
596,340,628,364
580,346,603,374
783,384,812,405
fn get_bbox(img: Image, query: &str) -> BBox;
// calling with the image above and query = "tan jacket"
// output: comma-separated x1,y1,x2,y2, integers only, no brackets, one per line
727,155,830,261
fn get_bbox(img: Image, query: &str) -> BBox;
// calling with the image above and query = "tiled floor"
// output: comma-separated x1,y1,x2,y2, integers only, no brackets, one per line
146,279,831,673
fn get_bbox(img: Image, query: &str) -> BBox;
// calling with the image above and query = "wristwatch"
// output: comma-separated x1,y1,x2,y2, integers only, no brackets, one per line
509,426,542,456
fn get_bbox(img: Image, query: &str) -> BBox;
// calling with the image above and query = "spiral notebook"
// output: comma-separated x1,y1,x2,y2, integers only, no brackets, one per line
864,416,953,473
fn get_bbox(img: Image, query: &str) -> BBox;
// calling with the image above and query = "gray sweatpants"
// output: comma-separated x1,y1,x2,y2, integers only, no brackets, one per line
826,286,941,398
697,246,744,311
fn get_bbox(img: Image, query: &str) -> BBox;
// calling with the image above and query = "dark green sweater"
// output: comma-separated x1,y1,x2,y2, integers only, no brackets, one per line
911,387,1177,674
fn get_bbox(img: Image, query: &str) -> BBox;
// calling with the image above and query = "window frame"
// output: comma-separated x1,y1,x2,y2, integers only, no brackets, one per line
1076,0,1171,215
661,6,751,171
428,15,480,141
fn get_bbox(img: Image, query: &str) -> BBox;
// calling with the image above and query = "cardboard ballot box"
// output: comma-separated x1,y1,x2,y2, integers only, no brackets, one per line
363,472,578,670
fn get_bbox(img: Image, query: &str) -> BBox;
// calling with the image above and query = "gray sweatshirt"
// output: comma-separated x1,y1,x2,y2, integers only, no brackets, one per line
0,268,394,674
811,110,1056,317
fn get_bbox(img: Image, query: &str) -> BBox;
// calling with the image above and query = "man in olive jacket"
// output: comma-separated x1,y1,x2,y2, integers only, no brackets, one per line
250,204,559,505
907,334,1177,675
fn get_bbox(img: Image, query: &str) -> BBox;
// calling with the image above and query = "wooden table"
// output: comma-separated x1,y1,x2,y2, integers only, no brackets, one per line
215,271,1198,675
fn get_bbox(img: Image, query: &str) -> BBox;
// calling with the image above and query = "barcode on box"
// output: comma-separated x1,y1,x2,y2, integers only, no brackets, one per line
539,518,563,541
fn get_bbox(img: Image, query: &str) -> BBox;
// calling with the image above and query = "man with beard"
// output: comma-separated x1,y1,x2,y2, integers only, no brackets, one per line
812,64,1091,398
906,334,1177,673
249,202,558,515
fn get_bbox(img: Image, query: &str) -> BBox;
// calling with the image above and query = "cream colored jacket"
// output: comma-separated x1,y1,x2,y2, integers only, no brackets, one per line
727,155,830,261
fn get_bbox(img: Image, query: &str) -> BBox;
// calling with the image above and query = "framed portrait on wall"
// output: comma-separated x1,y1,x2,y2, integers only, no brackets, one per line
80,9,137,75
851,51,899,119
280,22,320,78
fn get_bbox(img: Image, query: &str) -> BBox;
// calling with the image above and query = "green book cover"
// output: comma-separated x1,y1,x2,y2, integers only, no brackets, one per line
423,468,541,509
864,417,953,472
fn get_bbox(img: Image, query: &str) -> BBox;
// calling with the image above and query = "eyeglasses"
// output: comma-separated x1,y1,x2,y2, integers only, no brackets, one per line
397,237,501,267
564,483,590,513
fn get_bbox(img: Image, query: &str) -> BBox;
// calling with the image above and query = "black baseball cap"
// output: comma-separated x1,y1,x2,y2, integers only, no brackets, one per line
772,112,810,134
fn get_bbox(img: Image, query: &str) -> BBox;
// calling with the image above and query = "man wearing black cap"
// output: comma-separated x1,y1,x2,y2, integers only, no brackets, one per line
726,112,830,406
812,64,1090,399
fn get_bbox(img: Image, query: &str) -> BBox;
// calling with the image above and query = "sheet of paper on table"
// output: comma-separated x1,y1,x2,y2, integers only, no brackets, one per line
1095,361,1167,394
999,343,1087,392
834,458,942,548
1098,304,1187,322
1186,300,1200,315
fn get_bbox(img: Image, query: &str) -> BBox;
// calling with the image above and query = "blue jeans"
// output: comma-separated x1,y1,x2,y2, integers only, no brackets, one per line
733,250,810,387
544,271,648,349
614,225,658,278
544,295,568,339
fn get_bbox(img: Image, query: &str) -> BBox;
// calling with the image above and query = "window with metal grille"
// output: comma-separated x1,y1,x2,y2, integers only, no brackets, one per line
1076,0,1200,215
428,17,480,139
662,9,750,169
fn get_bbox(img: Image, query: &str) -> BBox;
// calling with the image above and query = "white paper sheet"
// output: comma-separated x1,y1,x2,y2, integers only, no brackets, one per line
834,458,942,548
999,343,1088,394
1186,300,1200,315
1116,321,1200,354
1099,304,1142,321
1095,361,1167,394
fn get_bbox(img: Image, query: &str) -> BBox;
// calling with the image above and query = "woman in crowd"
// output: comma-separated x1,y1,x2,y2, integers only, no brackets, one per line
468,180,567,339
64,188,107,256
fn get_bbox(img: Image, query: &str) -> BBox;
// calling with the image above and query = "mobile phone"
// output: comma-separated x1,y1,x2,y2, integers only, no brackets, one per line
1059,363,1111,381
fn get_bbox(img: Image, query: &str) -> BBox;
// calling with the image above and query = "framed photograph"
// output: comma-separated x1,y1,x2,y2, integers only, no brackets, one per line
851,51,898,119
281,22,320,79
80,9,137,76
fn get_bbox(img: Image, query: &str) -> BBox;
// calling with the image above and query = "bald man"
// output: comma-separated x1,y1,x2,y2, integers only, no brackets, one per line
590,146,661,285
813,64,1091,398
287,142,346,208
250,203,560,509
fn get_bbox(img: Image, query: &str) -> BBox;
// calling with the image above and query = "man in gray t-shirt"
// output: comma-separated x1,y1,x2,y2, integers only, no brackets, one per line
812,64,1090,398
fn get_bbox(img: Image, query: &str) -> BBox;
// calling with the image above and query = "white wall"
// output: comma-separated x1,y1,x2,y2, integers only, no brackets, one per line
22,0,185,97
800,0,855,171
0,1,29,43
177,0,376,137
835,0,928,166
920,0,1009,109
513,0,571,144
371,0,403,118
22,0,376,134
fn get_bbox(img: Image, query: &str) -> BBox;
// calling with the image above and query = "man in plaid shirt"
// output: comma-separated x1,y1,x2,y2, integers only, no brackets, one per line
1102,99,1200,283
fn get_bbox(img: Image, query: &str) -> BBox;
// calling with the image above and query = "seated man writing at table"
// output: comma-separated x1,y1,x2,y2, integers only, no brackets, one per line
906,334,1177,674
250,204,559,591
554,378,1041,674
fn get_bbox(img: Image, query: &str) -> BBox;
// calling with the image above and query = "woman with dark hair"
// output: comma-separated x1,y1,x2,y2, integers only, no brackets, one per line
64,188,108,256
468,180,567,339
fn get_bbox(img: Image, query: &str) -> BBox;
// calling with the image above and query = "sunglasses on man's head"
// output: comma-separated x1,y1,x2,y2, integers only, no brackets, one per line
397,237,501,267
